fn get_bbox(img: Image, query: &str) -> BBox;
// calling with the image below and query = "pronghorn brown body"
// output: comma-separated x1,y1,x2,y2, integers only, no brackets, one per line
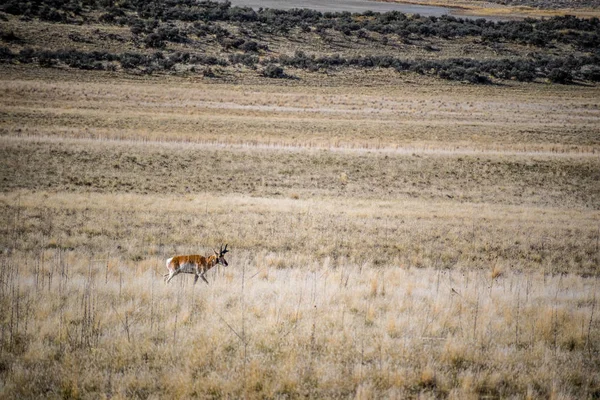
164,244,229,285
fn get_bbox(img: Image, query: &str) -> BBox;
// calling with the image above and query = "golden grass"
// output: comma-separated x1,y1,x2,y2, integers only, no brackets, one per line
0,249,598,398
1,67,599,397
1,189,598,275
3,135,600,213
1,68,599,153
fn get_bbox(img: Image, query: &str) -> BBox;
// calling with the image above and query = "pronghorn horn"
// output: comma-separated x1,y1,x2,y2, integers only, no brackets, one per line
222,244,229,254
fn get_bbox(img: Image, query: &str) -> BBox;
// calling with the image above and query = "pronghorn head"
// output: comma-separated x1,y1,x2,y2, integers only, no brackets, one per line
214,244,229,267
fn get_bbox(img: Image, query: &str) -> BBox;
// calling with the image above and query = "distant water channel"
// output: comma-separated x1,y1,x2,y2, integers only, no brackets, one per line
220,0,453,17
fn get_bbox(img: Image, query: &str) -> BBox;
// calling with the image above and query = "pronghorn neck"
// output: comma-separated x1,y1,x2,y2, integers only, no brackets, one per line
206,254,218,266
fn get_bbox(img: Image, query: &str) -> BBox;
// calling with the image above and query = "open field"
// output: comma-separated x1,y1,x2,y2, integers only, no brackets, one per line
1,0,600,396
1,246,598,398
1,188,599,273
2,68,599,152
1,67,599,397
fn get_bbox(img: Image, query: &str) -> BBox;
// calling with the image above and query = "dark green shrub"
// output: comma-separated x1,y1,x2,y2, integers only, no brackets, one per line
548,68,572,84
262,64,286,78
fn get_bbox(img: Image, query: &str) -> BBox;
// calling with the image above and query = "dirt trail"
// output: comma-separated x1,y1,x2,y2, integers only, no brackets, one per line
220,0,452,16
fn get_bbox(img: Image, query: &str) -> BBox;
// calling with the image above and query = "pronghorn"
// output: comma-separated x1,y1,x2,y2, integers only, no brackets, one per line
164,244,229,285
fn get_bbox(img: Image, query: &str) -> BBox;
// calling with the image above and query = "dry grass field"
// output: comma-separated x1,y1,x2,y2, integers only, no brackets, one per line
1,246,598,398
1,64,599,398
2,66,599,152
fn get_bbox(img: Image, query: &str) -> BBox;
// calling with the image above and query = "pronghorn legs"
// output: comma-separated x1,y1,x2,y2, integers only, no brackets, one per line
165,271,178,283
165,270,209,285
200,272,209,285
194,272,209,285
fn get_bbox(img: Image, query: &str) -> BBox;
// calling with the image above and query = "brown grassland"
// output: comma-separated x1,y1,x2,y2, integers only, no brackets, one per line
1,49,600,399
